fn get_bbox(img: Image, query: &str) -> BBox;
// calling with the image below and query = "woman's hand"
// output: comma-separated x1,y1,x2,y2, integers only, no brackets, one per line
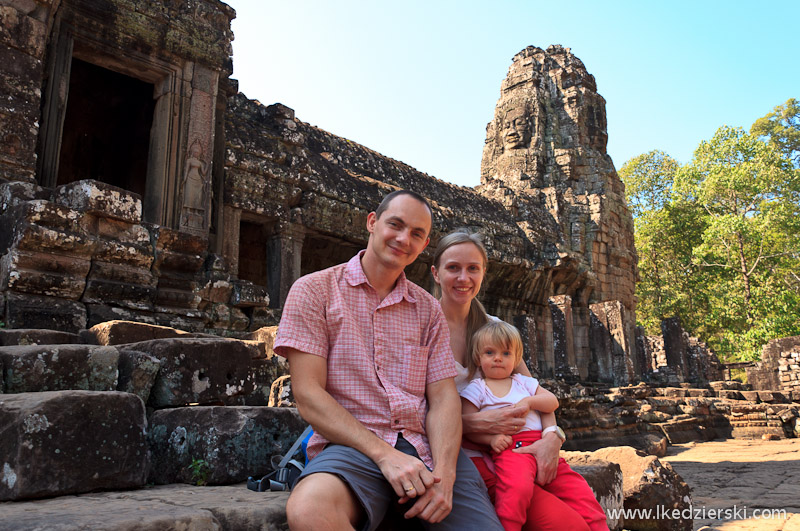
462,404,528,435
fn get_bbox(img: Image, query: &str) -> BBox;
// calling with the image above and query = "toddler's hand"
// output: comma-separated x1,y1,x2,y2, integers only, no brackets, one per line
490,434,512,454
514,397,532,412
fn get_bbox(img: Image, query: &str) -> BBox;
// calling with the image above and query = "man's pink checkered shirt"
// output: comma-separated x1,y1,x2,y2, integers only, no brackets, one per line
273,251,457,469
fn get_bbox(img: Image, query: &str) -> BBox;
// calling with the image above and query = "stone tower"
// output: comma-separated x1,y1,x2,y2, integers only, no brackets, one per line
480,45,640,384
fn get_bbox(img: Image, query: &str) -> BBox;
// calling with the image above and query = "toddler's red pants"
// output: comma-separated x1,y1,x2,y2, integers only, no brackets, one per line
472,431,608,531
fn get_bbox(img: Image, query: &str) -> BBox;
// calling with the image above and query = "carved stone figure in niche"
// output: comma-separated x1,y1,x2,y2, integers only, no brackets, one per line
502,109,530,151
180,139,209,231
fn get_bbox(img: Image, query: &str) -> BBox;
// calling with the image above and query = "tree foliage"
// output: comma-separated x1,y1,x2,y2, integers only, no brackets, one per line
750,98,800,166
621,114,800,362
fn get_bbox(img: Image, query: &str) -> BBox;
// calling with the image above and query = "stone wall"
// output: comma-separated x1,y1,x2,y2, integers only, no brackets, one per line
747,336,800,393
636,318,724,386
0,1,646,383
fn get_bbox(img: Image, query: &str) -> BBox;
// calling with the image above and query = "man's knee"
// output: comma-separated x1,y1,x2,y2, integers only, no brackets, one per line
287,473,362,529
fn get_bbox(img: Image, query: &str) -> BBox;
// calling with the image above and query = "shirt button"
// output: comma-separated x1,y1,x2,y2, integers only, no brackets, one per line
393,419,400,424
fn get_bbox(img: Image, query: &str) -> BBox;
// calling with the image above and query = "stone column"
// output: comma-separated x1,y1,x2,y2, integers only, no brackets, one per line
267,219,305,309
533,303,554,378
549,295,578,381
513,314,539,376
661,317,689,382
177,63,219,237
221,206,241,276
591,300,637,385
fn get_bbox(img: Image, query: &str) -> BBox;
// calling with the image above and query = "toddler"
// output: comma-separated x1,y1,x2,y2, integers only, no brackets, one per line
460,320,608,531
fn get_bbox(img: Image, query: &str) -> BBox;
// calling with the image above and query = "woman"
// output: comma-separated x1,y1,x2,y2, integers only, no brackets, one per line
432,230,599,530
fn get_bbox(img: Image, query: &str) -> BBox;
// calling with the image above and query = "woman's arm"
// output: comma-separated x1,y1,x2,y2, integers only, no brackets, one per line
461,404,528,435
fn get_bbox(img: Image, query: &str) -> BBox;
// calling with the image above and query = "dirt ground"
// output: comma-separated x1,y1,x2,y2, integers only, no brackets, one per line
661,439,800,530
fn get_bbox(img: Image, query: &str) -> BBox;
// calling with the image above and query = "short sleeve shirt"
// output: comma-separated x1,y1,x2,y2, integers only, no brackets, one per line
273,251,457,468
460,374,543,431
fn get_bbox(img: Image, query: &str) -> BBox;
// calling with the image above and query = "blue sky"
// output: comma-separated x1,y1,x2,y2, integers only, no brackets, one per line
226,0,799,188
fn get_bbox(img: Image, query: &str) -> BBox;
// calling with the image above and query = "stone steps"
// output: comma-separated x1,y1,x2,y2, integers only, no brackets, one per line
0,484,290,530
0,322,300,503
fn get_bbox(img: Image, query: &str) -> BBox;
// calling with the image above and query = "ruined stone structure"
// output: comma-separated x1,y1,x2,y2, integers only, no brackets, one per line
478,45,638,383
637,317,724,386
0,0,644,385
747,335,800,393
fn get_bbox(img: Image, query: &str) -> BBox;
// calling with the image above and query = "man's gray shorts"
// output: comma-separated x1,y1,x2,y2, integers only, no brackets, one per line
294,436,502,531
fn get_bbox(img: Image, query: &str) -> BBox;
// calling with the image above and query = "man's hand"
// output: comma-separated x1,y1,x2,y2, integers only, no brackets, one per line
401,469,454,523
512,431,561,485
376,447,439,500
490,434,512,454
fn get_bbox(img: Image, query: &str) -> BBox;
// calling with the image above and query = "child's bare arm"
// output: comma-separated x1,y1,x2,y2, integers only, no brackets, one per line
517,386,559,413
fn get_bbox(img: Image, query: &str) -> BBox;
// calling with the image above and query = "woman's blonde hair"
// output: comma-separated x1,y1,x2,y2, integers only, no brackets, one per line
432,229,489,378
471,321,523,378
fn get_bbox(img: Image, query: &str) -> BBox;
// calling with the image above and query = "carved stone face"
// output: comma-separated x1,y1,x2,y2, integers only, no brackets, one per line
502,111,529,150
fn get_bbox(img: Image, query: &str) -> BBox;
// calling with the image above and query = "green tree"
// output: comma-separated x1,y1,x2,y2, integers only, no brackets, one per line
619,150,679,217
675,126,799,328
620,152,707,334
750,98,800,166
622,123,800,362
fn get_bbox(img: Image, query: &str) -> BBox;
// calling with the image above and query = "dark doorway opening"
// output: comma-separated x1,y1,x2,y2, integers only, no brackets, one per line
301,235,362,277
57,58,155,197
239,221,268,286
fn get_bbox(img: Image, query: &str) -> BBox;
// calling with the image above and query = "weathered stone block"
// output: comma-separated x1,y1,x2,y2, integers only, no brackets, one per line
53,180,142,224
246,325,279,357
661,387,688,398
149,224,207,255
230,279,270,307
717,390,744,400
0,391,148,500
658,418,714,444
117,349,160,404
0,484,290,530
757,390,789,404
85,303,157,328
93,237,154,268
5,292,87,332
88,320,202,345
239,356,290,406
147,406,307,485
118,337,264,407
0,181,49,215
0,328,82,346
563,455,624,530
198,277,233,304
83,277,157,311
249,305,279,330
0,6,47,58
0,344,118,393
587,446,692,531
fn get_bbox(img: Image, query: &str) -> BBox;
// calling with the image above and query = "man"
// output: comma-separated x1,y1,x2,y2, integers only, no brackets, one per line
274,190,502,530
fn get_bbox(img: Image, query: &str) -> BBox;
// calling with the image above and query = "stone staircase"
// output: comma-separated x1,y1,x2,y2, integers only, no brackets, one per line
5,320,798,530
0,322,304,509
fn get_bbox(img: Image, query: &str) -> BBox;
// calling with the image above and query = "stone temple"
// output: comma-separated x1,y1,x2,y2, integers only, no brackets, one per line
4,2,800,525
0,0,725,387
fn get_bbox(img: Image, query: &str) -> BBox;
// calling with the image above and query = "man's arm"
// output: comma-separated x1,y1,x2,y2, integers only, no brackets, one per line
288,348,438,498
402,377,461,523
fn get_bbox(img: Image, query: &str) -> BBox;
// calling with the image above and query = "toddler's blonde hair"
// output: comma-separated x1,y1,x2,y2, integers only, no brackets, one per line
470,320,524,378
